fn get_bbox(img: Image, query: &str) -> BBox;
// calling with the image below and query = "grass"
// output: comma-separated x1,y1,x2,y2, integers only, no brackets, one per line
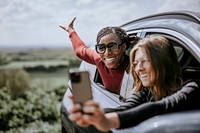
0,47,81,133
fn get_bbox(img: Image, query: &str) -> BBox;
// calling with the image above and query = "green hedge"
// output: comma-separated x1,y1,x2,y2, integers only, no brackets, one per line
0,85,67,132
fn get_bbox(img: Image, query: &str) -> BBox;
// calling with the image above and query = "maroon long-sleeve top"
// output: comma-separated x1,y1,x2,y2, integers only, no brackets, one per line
69,31,129,94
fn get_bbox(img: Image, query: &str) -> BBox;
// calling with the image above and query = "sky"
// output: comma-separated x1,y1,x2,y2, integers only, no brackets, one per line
0,0,200,48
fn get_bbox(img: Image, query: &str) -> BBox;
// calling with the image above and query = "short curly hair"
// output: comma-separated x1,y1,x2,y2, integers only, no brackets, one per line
96,26,130,48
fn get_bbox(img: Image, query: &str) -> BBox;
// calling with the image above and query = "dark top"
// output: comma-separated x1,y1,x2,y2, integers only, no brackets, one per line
104,80,200,129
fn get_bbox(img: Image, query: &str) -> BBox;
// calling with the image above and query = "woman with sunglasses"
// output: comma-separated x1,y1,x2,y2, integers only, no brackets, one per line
68,35,200,132
60,17,131,94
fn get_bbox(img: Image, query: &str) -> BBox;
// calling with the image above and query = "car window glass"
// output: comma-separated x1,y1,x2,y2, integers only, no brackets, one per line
174,46,184,61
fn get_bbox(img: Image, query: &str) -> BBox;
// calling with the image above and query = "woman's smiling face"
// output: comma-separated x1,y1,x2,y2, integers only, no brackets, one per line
98,33,126,69
134,47,154,87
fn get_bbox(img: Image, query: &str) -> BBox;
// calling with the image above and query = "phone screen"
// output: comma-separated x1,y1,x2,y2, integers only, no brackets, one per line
69,69,93,104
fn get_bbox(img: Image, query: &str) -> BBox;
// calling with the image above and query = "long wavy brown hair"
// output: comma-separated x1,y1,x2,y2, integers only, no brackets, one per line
130,35,182,100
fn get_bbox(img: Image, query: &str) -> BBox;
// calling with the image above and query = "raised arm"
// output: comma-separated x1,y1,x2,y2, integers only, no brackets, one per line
59,17,99,64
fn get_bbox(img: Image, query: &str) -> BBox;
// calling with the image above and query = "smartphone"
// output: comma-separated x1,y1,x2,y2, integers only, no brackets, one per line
69,68,93,104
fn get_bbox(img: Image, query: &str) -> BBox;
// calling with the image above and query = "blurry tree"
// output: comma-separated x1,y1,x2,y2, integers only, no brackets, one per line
0,52,12,65
0,69,30,96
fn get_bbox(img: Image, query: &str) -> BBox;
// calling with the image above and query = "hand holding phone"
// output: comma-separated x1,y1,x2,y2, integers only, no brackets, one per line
69,68,93,104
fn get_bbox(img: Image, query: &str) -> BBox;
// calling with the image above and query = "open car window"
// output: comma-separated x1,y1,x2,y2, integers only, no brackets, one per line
93,32,140,102
144,33,200,81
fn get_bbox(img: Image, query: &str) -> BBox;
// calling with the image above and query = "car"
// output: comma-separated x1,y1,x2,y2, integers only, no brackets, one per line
61,11,200,133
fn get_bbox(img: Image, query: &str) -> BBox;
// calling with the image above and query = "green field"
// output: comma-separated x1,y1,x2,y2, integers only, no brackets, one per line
0,47,81,133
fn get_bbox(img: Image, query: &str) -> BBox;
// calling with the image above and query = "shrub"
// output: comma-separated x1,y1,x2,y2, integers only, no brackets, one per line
6,120,61,133
0,70,6,88
0,69,30,96
0,52,12,65
0,83,66,132
0,86,62,131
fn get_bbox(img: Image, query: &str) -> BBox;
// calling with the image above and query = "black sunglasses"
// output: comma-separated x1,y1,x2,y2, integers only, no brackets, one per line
95,42,124,54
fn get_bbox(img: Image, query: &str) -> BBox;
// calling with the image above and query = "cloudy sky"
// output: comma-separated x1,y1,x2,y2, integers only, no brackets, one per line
0,0,200,48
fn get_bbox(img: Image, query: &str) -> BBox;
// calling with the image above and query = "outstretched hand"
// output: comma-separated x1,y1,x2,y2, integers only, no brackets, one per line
68,100,117,132
59,17,76,34
81,100,110,131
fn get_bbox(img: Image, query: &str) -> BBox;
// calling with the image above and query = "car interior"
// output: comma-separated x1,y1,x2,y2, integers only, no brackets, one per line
168,37,200,81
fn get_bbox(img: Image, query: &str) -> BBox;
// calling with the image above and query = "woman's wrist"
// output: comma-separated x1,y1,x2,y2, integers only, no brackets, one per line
105,112,120,129
68,28,75,34
69,30,76,38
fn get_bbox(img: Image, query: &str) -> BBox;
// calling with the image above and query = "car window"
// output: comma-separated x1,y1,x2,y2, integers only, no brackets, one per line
174,46,184,61
125,33,140,56
93,33,139,101
144,33,200,81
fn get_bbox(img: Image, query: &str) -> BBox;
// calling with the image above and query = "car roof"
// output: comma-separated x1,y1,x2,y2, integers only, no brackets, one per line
121,11,200,27
120,11,200,56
